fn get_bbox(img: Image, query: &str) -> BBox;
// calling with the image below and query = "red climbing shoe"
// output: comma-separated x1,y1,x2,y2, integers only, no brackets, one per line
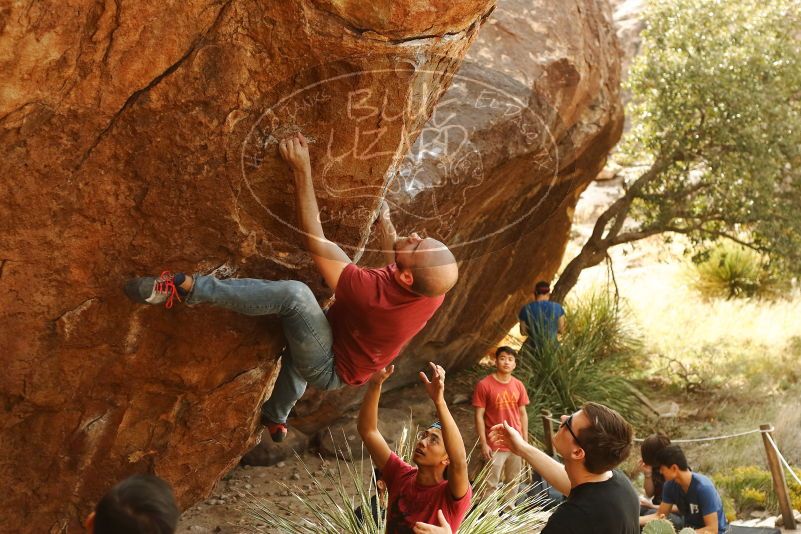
124,271,187,309
266,421,288,443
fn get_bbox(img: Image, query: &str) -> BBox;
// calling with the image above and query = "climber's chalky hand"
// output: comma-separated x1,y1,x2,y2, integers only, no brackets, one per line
279,132,311,175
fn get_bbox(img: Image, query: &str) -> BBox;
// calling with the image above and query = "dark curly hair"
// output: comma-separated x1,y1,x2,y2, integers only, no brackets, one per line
641,432,671,467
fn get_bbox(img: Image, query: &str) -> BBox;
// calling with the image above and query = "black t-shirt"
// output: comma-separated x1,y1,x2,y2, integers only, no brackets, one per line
542,470,640,534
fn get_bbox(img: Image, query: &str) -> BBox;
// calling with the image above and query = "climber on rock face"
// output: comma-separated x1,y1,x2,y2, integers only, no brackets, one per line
123,132,458,442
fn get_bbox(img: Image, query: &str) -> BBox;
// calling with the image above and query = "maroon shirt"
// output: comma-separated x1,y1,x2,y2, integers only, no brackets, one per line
327,263,444,385
383,453,472,533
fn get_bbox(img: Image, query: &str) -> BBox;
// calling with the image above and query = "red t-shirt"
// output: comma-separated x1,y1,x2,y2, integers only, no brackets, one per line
327,263,444,385
382,453,472,533
472,374,530,451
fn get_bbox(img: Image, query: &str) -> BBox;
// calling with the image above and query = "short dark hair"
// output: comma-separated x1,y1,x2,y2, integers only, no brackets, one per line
577,402,634,474
655,445,690,471
94,475,179,534
495,346,517,358
534,281,551,295
641,433,671,466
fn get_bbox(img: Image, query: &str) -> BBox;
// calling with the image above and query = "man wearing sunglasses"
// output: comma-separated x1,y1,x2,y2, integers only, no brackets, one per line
489,402,639,533
358,362,471,534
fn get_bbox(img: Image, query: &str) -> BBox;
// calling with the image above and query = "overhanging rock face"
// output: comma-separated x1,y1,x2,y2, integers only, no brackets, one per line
0,0,495,529
291,0,624,430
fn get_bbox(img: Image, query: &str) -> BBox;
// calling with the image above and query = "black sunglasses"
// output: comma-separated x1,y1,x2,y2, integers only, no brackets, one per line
561,414,583,448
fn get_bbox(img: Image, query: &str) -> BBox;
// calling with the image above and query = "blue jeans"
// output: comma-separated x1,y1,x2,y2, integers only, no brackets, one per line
186,275,344,424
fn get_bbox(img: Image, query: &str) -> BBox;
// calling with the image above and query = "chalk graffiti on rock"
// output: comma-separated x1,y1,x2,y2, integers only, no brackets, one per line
239,63,561,253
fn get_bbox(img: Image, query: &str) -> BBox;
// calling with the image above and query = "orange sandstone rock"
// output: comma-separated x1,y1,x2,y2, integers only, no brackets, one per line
0,0,493,530
291,0,624,431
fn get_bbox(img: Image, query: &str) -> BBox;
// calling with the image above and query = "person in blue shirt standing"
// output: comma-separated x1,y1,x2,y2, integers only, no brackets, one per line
518,281,566,353
655,445,728,534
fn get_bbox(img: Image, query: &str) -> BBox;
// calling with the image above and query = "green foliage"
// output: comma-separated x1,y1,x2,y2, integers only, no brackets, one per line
566,291,642,361
622,0,801,275
713,465,801,516
245,426,550,533
643,517,677,534
721,495,737,524
678,529,697,534
519,291,644,424
690,241,785,299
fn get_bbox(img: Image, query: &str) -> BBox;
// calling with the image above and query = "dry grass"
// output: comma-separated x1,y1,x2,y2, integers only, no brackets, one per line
563,237,801,476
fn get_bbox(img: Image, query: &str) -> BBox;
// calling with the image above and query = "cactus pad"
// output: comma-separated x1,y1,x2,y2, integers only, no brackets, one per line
642,518,676,534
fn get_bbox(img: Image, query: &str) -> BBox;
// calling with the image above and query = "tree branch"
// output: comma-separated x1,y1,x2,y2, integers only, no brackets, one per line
590,157,673,245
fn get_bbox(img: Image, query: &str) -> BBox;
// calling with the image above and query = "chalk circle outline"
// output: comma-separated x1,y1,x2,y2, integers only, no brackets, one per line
240,66,561,254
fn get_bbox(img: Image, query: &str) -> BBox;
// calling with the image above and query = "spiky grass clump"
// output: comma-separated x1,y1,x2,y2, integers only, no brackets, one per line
518,291,644,424
690,241,785,300
244,450,386,533
244,426,551,533
459,467,550,534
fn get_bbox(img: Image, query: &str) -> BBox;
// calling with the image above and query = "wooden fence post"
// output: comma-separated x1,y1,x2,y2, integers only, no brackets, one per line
760,423,797,530
541,409,554,457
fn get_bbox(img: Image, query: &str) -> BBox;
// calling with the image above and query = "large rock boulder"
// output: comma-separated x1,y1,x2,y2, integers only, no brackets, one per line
291,0,624,431
0,0,495,530
611,0,647,79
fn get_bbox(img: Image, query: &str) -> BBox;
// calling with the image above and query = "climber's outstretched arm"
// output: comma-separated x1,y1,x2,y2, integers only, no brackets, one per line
280,134,351,290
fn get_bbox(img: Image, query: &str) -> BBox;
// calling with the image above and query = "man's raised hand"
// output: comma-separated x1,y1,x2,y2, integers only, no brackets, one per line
488,421,526,455
370,365,395,386
419,362,446,402
637,458,652,475
373,199,391,227
278,133,311,176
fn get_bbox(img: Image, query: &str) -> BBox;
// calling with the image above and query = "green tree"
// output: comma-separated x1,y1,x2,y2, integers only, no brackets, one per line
552,0,801,302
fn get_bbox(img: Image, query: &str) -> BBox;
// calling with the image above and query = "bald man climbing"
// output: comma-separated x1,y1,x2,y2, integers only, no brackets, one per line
124,133,459,442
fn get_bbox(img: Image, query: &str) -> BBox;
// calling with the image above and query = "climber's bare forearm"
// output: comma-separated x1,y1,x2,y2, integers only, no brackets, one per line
293,168,350,289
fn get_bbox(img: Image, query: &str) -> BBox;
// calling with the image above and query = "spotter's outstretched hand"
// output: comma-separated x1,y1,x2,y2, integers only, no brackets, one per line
488,420,526,455
419,362,446,402
373,199,392,227
370,365,395,386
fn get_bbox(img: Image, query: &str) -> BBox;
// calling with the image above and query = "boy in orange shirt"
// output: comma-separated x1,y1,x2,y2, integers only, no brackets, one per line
472,346,530,501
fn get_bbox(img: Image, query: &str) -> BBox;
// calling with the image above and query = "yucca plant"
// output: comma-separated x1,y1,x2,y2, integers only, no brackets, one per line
518,291,644,425
244,425,551,533
459,466,550,533
244,449,386,533
690,241,785,300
